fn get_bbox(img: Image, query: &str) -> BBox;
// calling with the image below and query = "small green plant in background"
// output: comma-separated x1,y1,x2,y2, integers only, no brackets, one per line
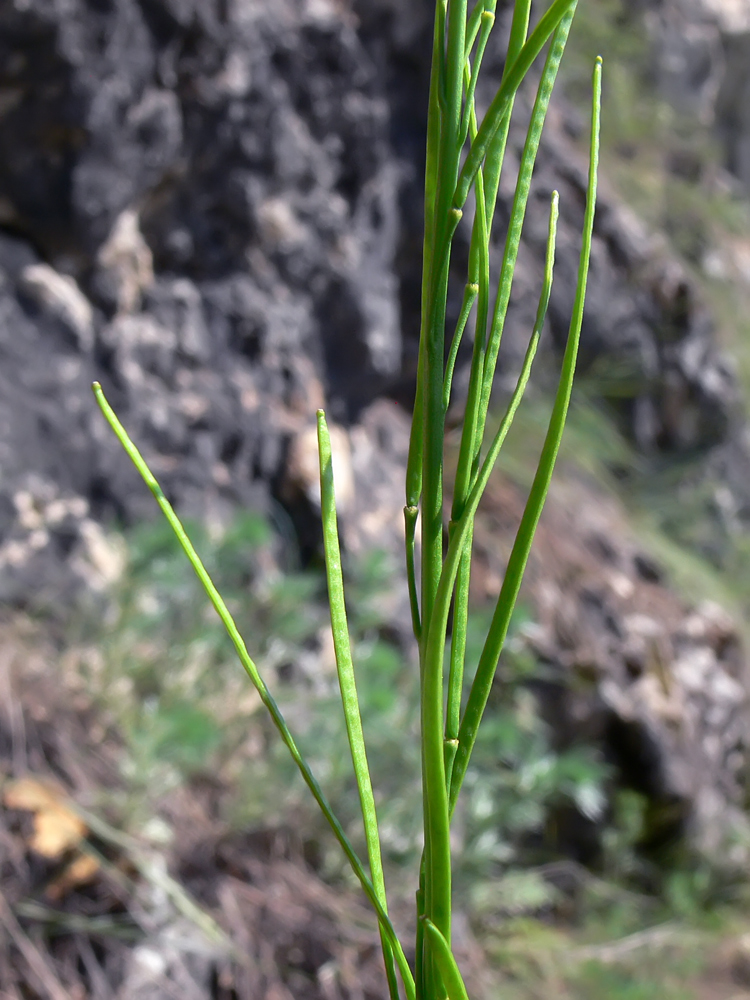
92,0,601,996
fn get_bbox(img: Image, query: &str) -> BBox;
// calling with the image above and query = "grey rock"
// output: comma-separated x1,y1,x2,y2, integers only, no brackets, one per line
19,263,94,352
647,0,750,194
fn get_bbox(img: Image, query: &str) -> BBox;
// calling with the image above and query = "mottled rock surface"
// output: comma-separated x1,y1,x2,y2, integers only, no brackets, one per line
472,472,750,865
648,0,750,191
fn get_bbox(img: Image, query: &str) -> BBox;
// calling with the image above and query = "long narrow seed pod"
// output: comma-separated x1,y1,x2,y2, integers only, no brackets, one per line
422,188,560,809
476,8,576,459
454,8,575,531
92,383,416,1000
450,56,602,814
316,411,399,1000
445,5,521,748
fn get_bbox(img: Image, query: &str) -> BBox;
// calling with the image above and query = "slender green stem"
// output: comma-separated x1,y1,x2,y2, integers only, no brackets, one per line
316,411,399,1000
421,0,467,633
443,281,479,412
405,0,445,515
463,0,491,61
459,7,496,148
92,383,415,1000
419,5,467,988
450,56,602,813
404,504,422,640
412,24,444,976
445,534,472,746
415,862,426,1000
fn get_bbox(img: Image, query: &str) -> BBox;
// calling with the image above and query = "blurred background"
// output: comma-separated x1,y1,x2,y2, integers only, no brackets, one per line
2,0,750,997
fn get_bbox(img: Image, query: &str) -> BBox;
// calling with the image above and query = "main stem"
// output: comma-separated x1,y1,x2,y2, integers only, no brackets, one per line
419,2,467,993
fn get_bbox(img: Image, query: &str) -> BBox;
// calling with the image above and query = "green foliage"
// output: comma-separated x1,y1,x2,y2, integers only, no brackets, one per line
104,514,319,710
573,962,694,1000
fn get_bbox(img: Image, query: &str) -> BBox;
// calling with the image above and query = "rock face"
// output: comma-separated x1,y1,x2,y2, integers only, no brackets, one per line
472,473,750,866
0,0,739,604
643,0,750,553
648,0,750,192
0,0,405,608
0,0,749,863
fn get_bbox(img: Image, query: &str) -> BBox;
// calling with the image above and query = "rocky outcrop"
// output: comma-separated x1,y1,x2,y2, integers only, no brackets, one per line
647,0,750,193
0,0,740,612
472,472,750,865
0,0,405,609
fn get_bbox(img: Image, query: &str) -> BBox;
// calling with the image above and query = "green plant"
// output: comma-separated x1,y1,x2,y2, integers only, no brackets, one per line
92,1,601,995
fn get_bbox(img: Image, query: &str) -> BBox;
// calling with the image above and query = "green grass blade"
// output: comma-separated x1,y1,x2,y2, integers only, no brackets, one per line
422,918,471,1000
92,383,415,1000
454,0,576,211
316,410,399,1000
450,55,602,814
